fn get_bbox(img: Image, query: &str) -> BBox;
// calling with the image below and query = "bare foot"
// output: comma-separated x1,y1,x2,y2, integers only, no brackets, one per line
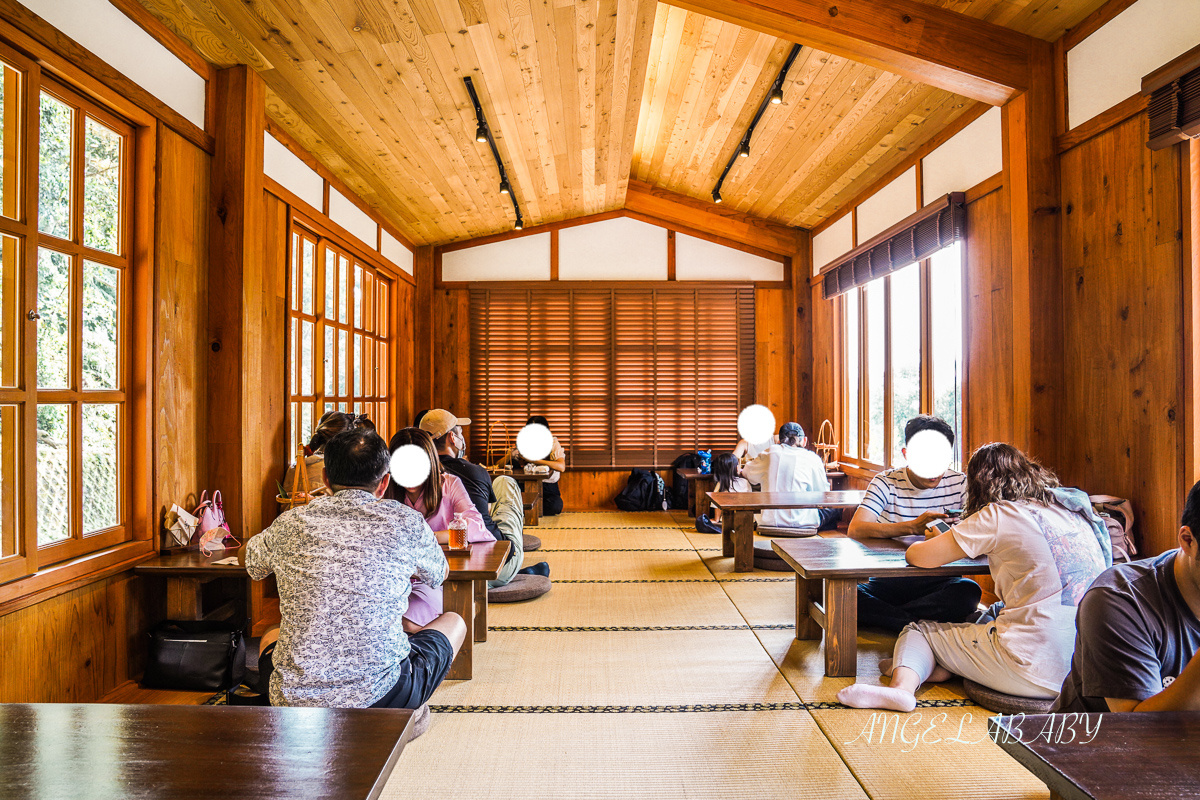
878,658,893,677
837,683,917,712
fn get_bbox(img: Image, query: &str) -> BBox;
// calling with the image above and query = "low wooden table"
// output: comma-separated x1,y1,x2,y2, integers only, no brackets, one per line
678,468,715,517
988,711,1200,800
772,535,989,677
708,491,866,573
490,470,548,526
443,539,510,680
136,540,512,682
0,703,414,799
133,550,247,619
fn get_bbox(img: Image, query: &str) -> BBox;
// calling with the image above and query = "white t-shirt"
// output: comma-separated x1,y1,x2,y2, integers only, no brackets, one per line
508,436,565,483
741,445,830,528
861,467,966,523
951,500,1107,692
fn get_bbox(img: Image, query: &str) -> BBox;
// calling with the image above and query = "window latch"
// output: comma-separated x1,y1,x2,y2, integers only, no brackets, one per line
27,310,40,321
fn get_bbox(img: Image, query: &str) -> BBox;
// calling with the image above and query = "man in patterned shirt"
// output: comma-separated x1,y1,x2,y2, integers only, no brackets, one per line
245,428,466,708
847,415,981,633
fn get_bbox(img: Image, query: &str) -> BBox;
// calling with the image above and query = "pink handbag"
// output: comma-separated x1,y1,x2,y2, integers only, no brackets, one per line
194,490,239,556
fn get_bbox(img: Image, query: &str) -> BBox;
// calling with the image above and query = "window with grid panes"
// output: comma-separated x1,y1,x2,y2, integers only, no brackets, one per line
840,242,964,470
0,49,135,582
469,286,755,468
287,219,393,461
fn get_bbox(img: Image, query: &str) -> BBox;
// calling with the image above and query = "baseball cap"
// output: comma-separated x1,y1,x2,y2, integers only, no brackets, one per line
419,409,472,439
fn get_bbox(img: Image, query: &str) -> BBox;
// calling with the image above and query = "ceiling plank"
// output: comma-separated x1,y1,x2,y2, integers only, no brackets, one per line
660,0,1034,105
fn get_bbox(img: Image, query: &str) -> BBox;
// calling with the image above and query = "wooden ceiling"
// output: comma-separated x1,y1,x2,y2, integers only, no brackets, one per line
135,0,1108,244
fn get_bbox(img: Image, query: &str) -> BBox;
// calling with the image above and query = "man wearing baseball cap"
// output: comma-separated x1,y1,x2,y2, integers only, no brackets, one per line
419,409,526,586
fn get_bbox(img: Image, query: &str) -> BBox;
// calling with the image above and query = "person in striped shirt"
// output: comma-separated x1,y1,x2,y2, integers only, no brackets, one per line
848,415,982,633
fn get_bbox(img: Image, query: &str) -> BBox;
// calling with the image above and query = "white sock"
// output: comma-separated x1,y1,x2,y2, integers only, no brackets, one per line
836,683,917,713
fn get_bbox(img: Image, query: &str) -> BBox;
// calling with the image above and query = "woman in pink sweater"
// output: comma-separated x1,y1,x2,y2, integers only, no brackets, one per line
386,428,491,626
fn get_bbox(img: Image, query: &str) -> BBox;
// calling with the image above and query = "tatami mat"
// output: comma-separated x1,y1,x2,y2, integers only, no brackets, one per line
533,527,695,551
432,630,797,707
390,711,870,800
538,511,679,528
534,549,714,582
719,578,797,627
811,707,1049,800
488,582,746,628
753,627,970,704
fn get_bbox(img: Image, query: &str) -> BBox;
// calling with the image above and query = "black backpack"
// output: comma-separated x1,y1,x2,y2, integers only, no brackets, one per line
615,469,666,511
668,453,701,509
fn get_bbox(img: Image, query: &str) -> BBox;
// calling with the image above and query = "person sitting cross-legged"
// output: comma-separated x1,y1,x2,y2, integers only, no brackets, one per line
243,428,466,709
838,443,1109,713
741,422,836,532
1052,479,1200,713
849,415,982,633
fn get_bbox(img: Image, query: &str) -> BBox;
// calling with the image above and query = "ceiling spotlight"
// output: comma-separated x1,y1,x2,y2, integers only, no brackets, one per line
499,180,511,195
737,140,750,158
769,85,783,105
514,217,524,231
475,124,488,143
712,188,723,204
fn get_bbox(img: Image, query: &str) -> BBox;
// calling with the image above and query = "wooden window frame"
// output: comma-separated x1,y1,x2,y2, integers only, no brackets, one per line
285,212,398,463
838,246,966,472
0,35,155,599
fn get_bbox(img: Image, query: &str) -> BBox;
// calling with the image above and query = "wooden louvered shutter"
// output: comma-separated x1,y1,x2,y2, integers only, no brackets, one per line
1142,44,1200,150
470,285,755,468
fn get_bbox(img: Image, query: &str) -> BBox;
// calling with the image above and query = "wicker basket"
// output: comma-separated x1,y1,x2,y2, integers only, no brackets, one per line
276,445,315,511
814,419,839,468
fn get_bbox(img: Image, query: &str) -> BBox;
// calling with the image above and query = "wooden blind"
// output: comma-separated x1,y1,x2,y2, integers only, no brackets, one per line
821,193,965,299
469,286,755,468
1142,44,1200,151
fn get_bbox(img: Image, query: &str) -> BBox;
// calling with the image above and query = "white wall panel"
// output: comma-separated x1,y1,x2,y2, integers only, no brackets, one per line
20,0,206,129
675,234,784,281
263,133,324,210
558,217,668,280
812,213,854,274
442,233,551,281
855,167,918,243
922,107,1003,204
1068,0,1200,128
328,188,378,250
381,230,413,275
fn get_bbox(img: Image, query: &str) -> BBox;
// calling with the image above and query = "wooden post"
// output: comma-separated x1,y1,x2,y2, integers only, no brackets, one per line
413,245,436,411
823,578,858,677
207,65,268,629
1002,40,1061,461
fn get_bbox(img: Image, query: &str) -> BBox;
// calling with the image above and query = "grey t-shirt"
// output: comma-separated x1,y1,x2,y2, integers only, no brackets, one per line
1053,550,1200,713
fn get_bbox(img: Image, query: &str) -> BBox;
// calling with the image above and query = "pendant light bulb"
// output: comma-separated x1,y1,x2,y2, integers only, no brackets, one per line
711,188,723,204
475,124,488,143
499,180,511,195
514,217,523,231
769,85,783,105
737,140,750,158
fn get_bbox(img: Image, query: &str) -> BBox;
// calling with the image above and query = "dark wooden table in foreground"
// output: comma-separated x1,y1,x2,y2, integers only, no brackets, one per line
772,535,989,677
708,491,867,572
135,540,511,681
0,703,414,800
988,711,1200,800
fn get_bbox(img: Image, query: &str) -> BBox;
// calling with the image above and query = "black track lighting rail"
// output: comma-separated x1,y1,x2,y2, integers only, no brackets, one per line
465,75,524,230
711,44,802,205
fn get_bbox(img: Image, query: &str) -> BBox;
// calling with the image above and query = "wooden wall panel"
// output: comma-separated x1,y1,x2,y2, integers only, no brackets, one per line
0,574,153,703
755,287,796,425
154,127,210,524
963,185,1017,452
431,288,471,419
560,470,673,512
1058,114,1185,556
393,277,416,430
810,281,838,446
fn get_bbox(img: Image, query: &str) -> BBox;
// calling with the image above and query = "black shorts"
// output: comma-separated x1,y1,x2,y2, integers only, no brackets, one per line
259,629,454,709
370,629,455,709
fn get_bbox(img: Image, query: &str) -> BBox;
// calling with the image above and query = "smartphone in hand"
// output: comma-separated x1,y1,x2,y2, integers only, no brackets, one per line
926,519,953,536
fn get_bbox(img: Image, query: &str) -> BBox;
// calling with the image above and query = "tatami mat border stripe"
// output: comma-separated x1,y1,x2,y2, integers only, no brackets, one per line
547,578,791,583
805,699,978,711
489,624,796,631
429,703,809,713
537,526,691,530
537,548,700,552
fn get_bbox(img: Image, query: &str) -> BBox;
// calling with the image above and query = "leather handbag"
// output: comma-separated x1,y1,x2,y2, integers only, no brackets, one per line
143,620,247,691
194,490,239,555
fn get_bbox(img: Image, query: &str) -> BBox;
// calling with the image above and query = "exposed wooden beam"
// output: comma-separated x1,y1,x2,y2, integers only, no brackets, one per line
624,180,801,256
661,0,1033,106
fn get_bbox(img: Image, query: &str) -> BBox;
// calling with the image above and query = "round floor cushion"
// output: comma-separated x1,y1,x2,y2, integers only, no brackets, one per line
962,679,1055,715
488,573,552,603
753,541,793,572
523,534,542,552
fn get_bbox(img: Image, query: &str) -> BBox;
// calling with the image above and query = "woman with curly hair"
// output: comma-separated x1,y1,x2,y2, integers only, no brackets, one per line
282,411,375,496
838,442,1111,712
